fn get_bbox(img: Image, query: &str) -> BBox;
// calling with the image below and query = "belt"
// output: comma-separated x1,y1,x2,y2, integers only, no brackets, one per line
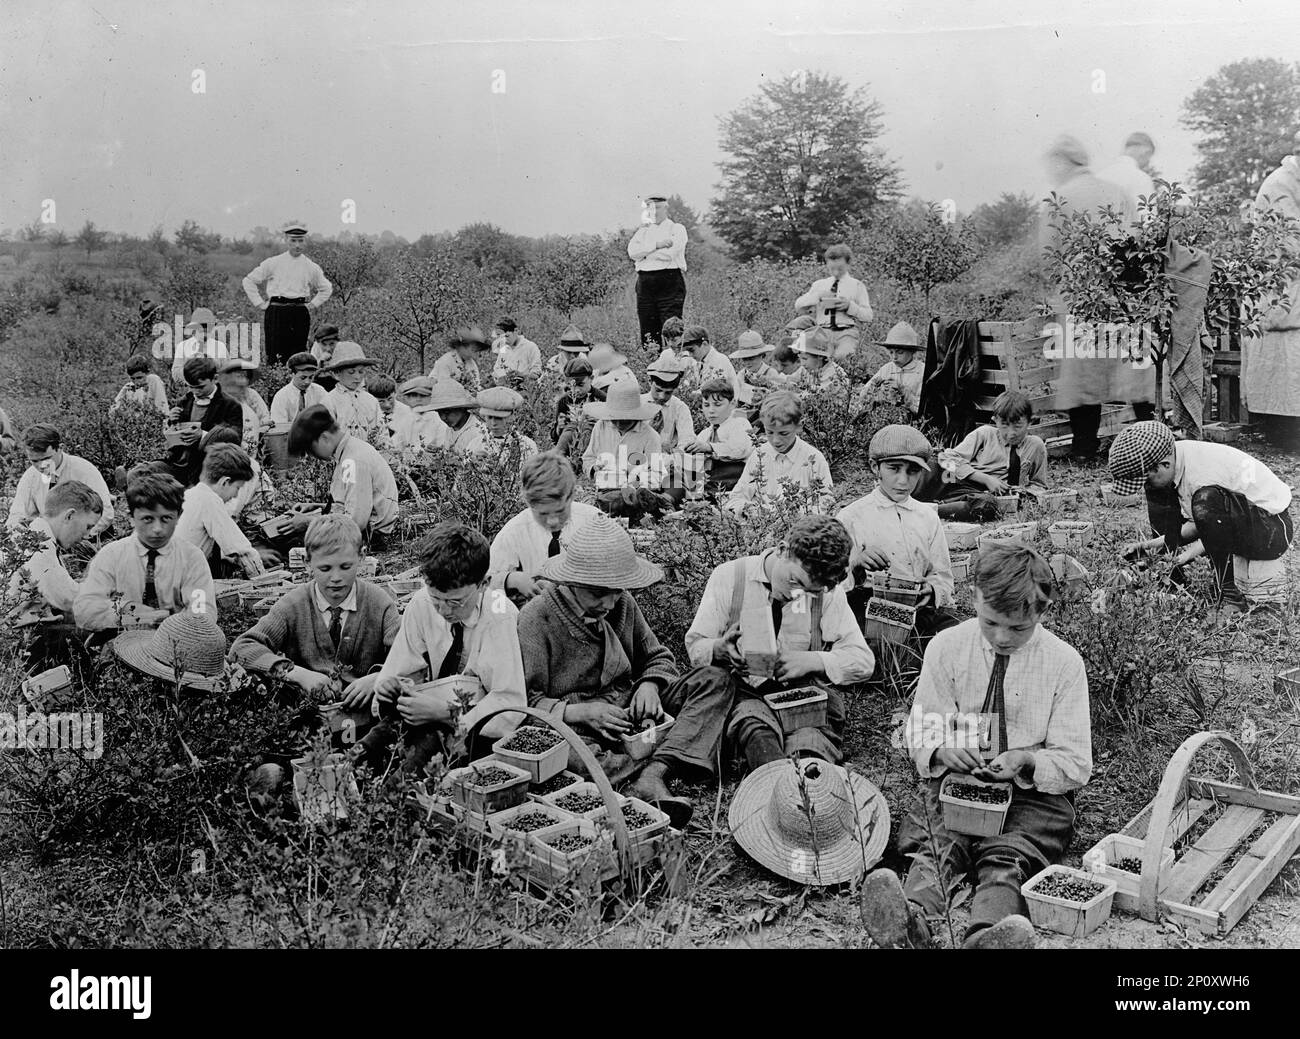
269,296,308,305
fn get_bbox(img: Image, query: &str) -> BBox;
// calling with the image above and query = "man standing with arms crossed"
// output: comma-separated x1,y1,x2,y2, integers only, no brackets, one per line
243,220,333,365
627,195,688,350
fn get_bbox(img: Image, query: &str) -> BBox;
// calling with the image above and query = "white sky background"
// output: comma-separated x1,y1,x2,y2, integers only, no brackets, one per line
2,0,1298,240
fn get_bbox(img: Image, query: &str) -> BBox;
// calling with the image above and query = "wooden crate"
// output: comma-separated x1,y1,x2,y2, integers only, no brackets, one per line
1210,337,1249,424
1117,731,1300,936
972,320,1058,414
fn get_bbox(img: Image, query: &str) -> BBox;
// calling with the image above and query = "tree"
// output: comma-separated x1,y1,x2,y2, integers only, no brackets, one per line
526,235,625,318
842,202,981,309
1181,58,1300,201
161,255,227,314
969,192,1039,250
451,222,531,280
47,229,70,251
174,219,222,254
75,220,108,257
665,195,700,235
19,221,46,242
710,71,903,261
147,224,170,255
311,237,384,308
357,246,482,370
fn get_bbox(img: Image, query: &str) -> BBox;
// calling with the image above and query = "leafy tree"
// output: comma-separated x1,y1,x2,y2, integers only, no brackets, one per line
451,222,531,280
147,225,170,255
47,229,70,251
19,221,46,242
1181,58,1300,200
526,235,625,318
842,202,980,309
311,237,384,308
969,192,1039,250
161,255,227,314
75,220,108,257
174,219,222,255
710,71,903,261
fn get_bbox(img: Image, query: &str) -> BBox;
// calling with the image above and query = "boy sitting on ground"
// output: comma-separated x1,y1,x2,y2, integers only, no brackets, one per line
552,356,596,460
360,523,527,773
430,325,488,395
643,355,696,454
165,355,246,487
396,377,450,452
270,352,329,425
794,242,874,358
852,322,924,417
795,328,851,400
74,472,215,633
861,540,1091,950
111,354,169,415
685,514,873,773
581,382,664,488
230,514,397,704
1108,421,1294,616
477,386,538,461
915,389,1048,521
368,373,417,458
6,423,115,536
726,391,833,515
174,443,264,578
682,376,752,495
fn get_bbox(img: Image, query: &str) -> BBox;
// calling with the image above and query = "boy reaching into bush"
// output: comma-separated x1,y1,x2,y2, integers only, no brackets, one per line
726,391,833,515
174,443,264,578
7,480,102,623
861,540,1091,950
552,356,596,460
1108,421,1294,615
359,523,527,773
430,325,488,395
685,514,873,773
852,322,924,418
915,389,1048,521
230,514,398,703
74,472,215,633
6,424,115,537
835,425,956,636
111,354,169,415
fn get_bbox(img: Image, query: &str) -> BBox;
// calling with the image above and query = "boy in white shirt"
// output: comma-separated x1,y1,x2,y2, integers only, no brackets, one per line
322,342,387,445
367,373,417,458
7,424,115,536
427,381,489,456
477,387,538,462
797,328,851,400
853,322,925,417
219,359,273,451
643,354,696,454
112,355,169,415
491,317,542,386
1109,421,1294,615
794,242,874,358
396,376,450,452
175,444,264,578
683,377,752,495
682,325,742,400
430,325,488,396
270,352,329,425
727,392,834,515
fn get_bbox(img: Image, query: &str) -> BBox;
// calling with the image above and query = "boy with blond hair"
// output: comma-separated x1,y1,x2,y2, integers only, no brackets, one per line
726,391,833,514
7,424,115,536
794,242,874,358
861,540,1091,950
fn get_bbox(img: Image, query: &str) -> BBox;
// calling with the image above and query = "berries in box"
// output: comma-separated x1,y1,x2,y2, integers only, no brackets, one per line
444,758,531,815
622,712,676,761
493,724,568,783
1022,864,1117,937
1082,832,1176,914
939,773,1012,836
762,686,829,735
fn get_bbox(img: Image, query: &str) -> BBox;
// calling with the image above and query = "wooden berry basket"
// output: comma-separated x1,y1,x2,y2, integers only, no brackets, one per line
543,781,630,821
527,770,584,803
1100,483,1141,507
1030,487,1079,511
950,553,972,582
21,665,74,710
870,573,928,608
445,758,532,815
1116,731,1300,936
1022,864,1118,937
943,522,981,552
1202,421,1244,444
1048,520,1094,549
319,700,376,742
622,712,676,761
1083,832,1176,914
863,597,917,646
486,801,577,840
991,493,1020,515
528,819,613,886
291,753,360,825
762,686,829,734
493,725,570,783
939,773,1012,837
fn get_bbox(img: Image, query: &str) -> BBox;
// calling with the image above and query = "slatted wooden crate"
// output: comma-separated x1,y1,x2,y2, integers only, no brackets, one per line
1209,328,1249,425
1117,732,1300,936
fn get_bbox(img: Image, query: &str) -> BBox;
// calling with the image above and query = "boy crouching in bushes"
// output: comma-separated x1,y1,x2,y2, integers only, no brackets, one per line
860,541,1091,949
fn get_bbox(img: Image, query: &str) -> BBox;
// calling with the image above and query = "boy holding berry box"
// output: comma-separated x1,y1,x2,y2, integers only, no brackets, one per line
860,540,1091,949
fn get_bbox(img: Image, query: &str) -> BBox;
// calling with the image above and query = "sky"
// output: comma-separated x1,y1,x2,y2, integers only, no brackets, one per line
2,0,1298,241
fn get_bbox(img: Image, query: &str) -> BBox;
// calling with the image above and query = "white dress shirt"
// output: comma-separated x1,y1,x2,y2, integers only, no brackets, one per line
112,374,169,415
690,413,753,461
795,274,874,327
627,220,688,272
696,347,742,399
7,517,79,614
325,386,386,443
330,434,400,535
312,582,358,638
74,535,216,631
270,382,329,424
242,252,333,307
176,482,256,561
448,415,490,456
489,501,601,591
492,336,543,382
726,438,834,514
7,453,114,536
1174,441,1292,519
643,393,696,453
836,487,954,606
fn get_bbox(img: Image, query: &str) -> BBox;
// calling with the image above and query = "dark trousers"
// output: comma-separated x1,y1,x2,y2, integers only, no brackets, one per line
264,300,310,365
899,778,1075,940
913,468,1000,522
1069,401,1156,460
635,269,686,349
727,681,846,766
1149,483,1294,599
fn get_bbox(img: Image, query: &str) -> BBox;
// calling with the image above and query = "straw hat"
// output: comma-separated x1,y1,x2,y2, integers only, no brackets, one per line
219,358,259,375
476,386,524,417
731,330,774,360
558,324,589,352
112,610,229,693
398,375,435,398
596,381,655,421
539,513,663,589
647,354,688,384
425,380,481,413
184,307,217,331
729,757,890,886
586,343,627,374
874,321,922,351
452,325,490,350
323,341,380,372
797,328,835,358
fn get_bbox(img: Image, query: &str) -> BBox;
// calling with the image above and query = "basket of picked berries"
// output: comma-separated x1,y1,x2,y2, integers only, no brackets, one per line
1022,865,1118,937
863,597,917,646
939,773,1012,836
621,712,676,761
493,724,569,782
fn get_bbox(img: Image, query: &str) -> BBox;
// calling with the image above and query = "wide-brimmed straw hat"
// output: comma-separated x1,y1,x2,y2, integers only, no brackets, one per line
729,757,890,886
112,610,228,693
586,343,627,374
596,381,655,421
398,375,435,398
539,513,663,589
323,341,380,372
558,324,589,351
425,380,481,413
874,321,922,351
796,327,835,358
451,325,490,350
731,330,774,360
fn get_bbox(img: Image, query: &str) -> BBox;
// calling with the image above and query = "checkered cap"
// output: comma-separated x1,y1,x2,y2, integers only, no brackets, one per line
1107,421,1175,495
868,424,932,471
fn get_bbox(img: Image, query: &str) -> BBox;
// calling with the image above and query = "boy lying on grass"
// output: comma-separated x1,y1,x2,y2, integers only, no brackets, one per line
861,540,1091,950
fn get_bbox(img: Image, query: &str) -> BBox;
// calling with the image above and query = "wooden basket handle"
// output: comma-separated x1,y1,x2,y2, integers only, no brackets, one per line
1138,730,1256,920
465,706,633,871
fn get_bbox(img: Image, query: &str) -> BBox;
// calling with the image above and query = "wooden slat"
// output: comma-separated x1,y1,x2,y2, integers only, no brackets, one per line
1119,796,1216,845
978,336,1052,359
974,394,1057,413
980,368,1056,389
1200,812,1300,915
1215,815,1300,932
1160,899,1226,936
1187,778,1300,816
977,319,1045,339
1161,805,1265,903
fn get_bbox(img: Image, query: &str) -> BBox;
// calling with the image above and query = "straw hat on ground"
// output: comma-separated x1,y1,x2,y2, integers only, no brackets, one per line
425,380,481,413
323,341,380,372
539,513,663,589
596,381,655,422
112,610,229,693
731,330,774,360
729,757,890,886
873,322,922,351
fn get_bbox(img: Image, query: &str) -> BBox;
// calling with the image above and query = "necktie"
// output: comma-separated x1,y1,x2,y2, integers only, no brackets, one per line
437,622,465,679
709,424,719,443
328,606,343,651
978,654,1010,760
651,407,664,434
770,598,784,639
1007,445,1021,487
298,388,307,415
828,277,841,330
143,549,159,609
548,530,562,557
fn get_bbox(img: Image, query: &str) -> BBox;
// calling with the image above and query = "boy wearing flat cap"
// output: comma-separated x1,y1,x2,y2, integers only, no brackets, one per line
643,354,696,454
271,352,330,425
397,376,451,452
477,386,538,462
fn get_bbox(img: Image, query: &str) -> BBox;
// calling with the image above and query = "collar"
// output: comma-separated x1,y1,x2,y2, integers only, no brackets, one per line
313,583,359,614
978,623,1043,661
896,357,920,371
868,485,916,510
332,433,353,462
748,549,778,594
133,536,172,558
193,394,215,406
1173,442,1186,488
29,516,56,544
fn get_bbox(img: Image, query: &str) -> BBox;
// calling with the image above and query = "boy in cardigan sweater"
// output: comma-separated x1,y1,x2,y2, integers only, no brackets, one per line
517,513,733,825
230,515,399,702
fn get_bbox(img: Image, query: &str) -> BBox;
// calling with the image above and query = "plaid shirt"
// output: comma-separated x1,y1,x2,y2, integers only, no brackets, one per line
905,618,1092,794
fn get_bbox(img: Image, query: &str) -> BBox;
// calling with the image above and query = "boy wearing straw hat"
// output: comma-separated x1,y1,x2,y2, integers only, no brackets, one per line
287,405,400,551
587,343,637,396
643,354,696,454
270,352,329,425
426,381,490,456
581,382,664,488
796,328,851,400
518,513,734,825
170,307,224,388
863,540,1091,950
489,451,602,600
477,386,538,461
396,376,451,451
1108,421,1293,615
653,317,701,396
322,342,386,445
430,326,489,396
854,321,925,417
685,514,873,772
545,322,590,376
